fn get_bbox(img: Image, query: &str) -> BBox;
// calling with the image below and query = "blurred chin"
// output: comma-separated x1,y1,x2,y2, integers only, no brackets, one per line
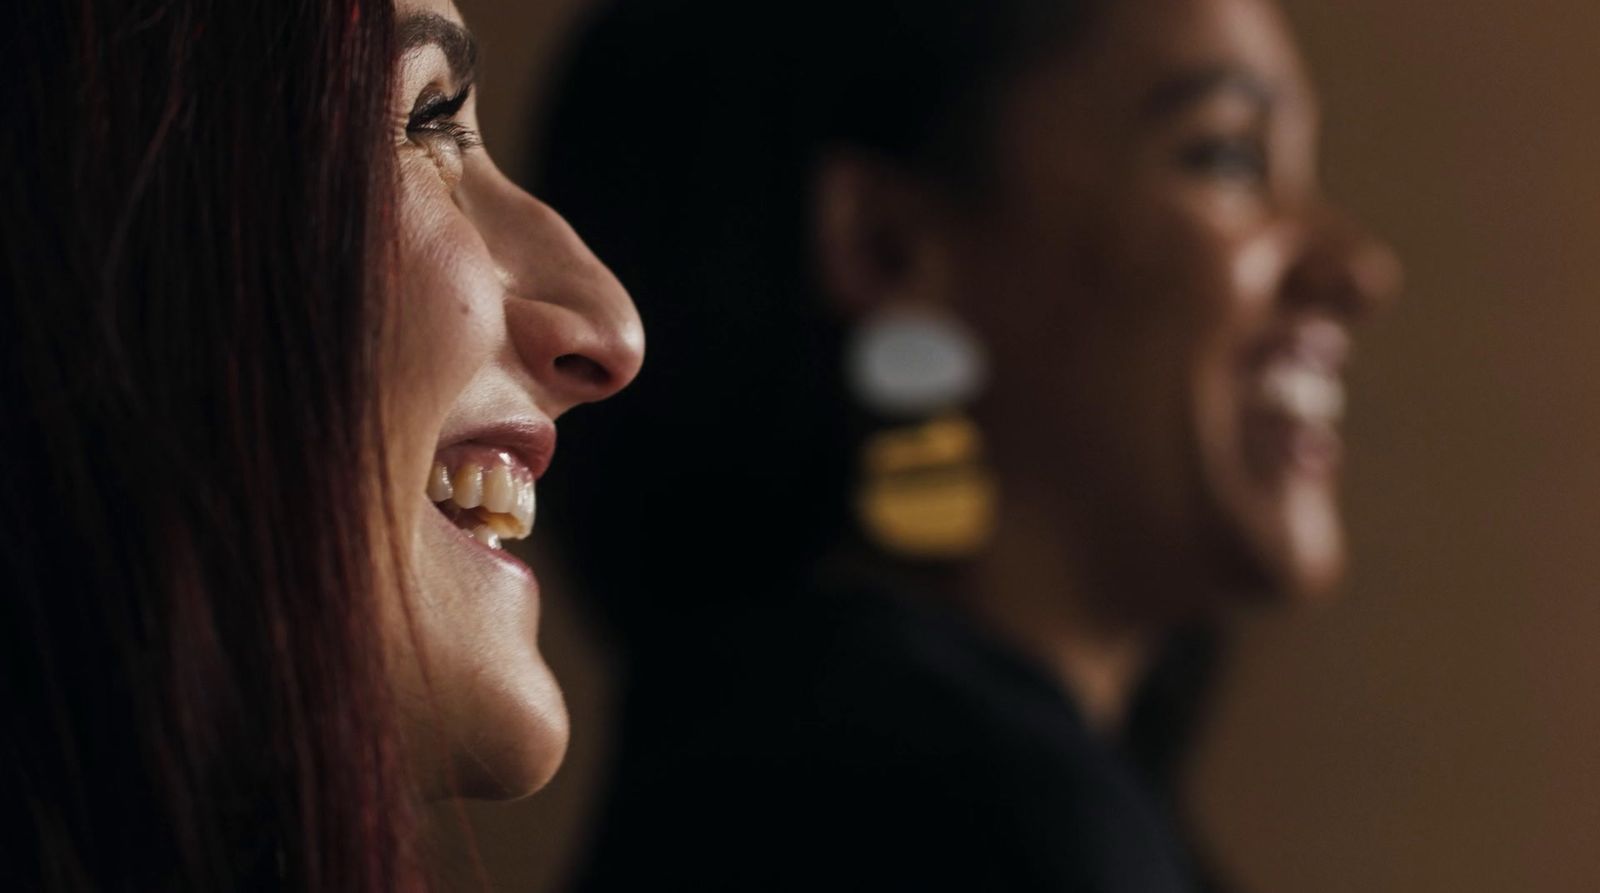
1269,482,1347,602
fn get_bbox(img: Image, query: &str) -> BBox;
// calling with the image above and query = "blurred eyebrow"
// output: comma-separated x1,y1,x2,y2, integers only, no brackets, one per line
1141,66,1275,119
398,13,479,85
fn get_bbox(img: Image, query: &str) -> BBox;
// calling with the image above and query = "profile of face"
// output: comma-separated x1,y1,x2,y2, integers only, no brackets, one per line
383,0,643,798
825,0,1400,616
973,0,1401,610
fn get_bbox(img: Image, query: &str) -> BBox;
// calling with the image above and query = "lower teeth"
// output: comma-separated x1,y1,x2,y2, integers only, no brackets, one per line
471,524,502,550
436,501,508,550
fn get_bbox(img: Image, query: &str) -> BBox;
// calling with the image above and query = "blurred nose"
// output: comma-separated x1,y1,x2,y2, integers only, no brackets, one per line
1287,205,1404,321
473,167,644,416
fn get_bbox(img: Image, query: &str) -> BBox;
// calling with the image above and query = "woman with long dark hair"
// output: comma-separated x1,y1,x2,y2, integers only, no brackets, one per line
1,0,641,888
537,0,1399,888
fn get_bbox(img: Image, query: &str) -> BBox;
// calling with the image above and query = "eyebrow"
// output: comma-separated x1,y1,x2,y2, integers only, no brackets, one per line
1140,66,1276,120
398,13,479,85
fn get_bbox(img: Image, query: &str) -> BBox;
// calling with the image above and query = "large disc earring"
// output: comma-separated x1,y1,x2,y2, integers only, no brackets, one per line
847,305,997,559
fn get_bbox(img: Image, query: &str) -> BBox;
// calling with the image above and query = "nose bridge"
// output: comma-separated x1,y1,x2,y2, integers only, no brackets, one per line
1289,202,1404,320
480,169,644,412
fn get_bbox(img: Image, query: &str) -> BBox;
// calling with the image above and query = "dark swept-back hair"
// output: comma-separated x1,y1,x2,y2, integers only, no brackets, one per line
535,0,1103,649
1,1,422,889
536,0,1226,841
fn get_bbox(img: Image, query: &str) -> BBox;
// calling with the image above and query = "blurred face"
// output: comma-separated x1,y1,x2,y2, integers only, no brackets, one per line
383,0,643,798
954,0,1400,614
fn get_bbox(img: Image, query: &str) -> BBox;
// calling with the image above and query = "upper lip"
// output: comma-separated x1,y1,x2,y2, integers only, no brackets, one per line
438,417,557,480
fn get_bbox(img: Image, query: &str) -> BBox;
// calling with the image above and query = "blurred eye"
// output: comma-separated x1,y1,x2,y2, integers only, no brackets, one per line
406,84,481,182
1179,136,1268,185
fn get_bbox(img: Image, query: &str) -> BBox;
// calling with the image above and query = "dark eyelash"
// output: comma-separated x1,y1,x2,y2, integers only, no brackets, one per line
406,84,482,150
428,119,483,151
407,82,469,128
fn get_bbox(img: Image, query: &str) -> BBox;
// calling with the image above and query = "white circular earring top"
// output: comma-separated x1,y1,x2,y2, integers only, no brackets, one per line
846,305,988,418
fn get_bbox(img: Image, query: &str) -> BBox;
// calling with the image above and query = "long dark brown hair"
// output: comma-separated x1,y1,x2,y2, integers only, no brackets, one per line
1,1,423,889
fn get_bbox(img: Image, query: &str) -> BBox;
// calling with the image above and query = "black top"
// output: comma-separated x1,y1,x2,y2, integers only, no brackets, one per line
575,577,1200,892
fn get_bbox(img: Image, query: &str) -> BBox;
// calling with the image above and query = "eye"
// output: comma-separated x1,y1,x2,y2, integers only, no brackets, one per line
1178,135,1268,185
406,84,482,180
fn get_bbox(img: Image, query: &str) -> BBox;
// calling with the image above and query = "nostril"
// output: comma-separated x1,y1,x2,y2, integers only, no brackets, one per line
554,353,612,390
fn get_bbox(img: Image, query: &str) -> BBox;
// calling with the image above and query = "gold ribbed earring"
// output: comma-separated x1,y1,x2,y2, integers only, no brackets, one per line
857,414,997,558
846,305,996,559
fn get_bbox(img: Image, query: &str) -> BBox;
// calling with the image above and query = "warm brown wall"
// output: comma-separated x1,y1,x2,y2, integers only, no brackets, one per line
448,1,1600,890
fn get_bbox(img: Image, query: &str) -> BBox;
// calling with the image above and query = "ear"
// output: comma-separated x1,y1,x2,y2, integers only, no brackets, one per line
812,151,958,321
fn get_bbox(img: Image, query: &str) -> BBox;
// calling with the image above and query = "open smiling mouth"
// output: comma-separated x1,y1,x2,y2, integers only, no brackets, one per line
426,446,536,550
1243,319,1351,479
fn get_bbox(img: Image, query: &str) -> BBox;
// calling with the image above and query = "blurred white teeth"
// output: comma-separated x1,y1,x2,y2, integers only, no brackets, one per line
429,451,537,544
1259,363,1345,423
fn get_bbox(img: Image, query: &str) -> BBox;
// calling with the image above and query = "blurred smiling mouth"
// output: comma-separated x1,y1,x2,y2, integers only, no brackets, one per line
1243,318,1351,479
1258,358,1344,426
426,445,537,551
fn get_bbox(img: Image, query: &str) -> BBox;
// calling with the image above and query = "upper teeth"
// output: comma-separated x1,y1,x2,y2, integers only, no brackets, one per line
1258,363,1345,424
428,453,536,545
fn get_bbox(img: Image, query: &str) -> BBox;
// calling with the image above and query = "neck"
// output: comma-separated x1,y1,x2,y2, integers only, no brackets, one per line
959,494,1161,734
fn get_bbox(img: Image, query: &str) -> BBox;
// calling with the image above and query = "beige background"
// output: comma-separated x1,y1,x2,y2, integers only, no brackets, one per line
444,0,1600,890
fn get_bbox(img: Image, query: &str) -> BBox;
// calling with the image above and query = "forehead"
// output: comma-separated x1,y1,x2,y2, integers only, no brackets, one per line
989,0,1317,166
1085,0,1312,106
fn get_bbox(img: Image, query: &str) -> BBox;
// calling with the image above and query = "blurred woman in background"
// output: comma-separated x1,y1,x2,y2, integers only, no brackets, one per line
538,0,1398,888
1,0,640,888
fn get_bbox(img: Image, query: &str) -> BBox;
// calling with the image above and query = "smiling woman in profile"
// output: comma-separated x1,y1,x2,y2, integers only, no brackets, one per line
0,1,641,889
539,0,1399,888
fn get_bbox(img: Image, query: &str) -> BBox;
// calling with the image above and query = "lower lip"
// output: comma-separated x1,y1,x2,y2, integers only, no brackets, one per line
427,503,537,582
1244,412,1343,480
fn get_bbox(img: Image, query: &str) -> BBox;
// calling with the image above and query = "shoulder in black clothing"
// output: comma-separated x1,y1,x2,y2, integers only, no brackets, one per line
578,584,1197,892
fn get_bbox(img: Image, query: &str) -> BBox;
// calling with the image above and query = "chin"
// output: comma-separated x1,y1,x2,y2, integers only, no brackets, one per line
1272,546,1346,605
1250,484,1349,605
1207,469,1350,609
448,672,571,800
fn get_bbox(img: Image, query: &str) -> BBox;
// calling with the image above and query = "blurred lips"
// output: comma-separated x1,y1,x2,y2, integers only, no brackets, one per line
1242,317,1351,480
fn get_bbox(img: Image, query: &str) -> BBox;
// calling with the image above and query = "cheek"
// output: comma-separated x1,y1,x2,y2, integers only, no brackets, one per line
1190,233,1291,457
1094,200,1292,526
387,166,503,472
1087,201,1253,442
1117,184,1284,410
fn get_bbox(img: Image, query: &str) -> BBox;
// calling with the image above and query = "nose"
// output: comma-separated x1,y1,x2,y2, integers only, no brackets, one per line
1287,205,1404,321
473,167,645,416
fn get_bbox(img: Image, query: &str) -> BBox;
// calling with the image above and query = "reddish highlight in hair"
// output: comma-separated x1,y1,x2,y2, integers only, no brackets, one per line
0,1,423,889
